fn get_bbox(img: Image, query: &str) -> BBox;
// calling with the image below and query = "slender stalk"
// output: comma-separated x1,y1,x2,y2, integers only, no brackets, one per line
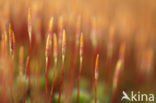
45,17,54,100
49,33,58,103
111,43,125,103
24,56,30,103
28,43,32,90
94,54,99,103
17,47,24,103
27,8,32,92
9,24,15,103
48,60,57,103
77,58,82,103
9,24,15,59
23,9,32,103
45,56,50,99
111,60,122,103
58,30,66,103
94,79,97,103
90,18,98,89
45,34,52,99
28,8,32,44
58,57,64,103
77,33,83,103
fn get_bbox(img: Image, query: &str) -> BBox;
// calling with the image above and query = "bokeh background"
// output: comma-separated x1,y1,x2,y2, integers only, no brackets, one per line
0,0,156,103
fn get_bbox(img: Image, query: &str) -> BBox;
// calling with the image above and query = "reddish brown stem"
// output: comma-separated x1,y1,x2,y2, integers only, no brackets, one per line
28,41,32,90
10,59,14,103
94,79,97,103
49,61,57,103
24,76,26,103
58,58,64,103
45,56,50,100
77,61,82,103
45,68,48,99
94,54,99,103
24,56,30,103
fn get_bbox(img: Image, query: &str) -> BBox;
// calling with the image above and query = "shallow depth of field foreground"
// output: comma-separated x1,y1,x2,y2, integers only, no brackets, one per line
0,0,156,103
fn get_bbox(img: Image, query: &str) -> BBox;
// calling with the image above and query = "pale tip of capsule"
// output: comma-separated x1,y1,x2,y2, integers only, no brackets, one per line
45,34,52,57
62,29,66,46
53,33,58,59
48,17,54,32
80,32,83,48
28,8,31,23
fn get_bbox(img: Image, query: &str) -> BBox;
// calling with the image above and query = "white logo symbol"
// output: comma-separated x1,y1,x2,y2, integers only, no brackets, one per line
121,91,154,102
121,91,131,101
